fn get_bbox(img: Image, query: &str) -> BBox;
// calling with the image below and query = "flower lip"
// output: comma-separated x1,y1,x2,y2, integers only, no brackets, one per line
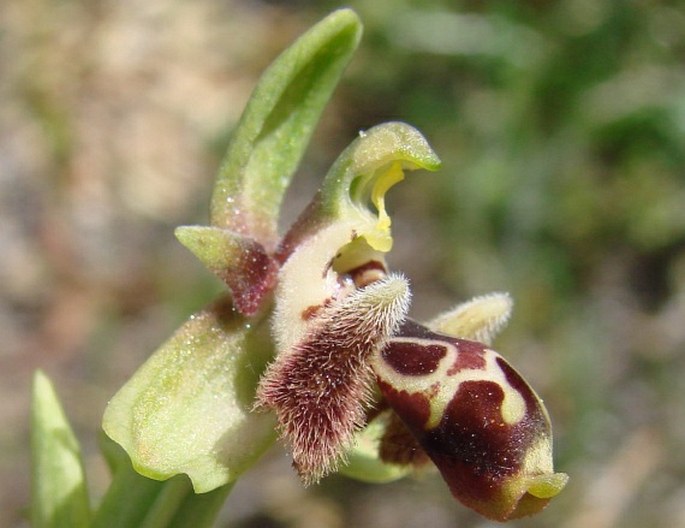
371,319,568,521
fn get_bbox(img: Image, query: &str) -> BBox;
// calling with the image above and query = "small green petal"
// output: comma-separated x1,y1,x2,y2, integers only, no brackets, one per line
102,297,276,493
427,292,513,345
31,371,91,528
174,226,247,274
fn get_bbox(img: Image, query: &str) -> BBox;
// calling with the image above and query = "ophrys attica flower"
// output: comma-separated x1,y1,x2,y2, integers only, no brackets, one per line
100,10,567,523
254,122,568,520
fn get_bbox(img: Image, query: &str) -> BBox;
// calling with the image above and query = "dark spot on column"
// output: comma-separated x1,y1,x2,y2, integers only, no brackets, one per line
301,305,321,320
300,297,335,321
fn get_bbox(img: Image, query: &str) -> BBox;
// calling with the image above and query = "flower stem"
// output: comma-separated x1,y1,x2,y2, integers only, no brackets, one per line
93,438,234,528
138,477,192,528
163,482,234,528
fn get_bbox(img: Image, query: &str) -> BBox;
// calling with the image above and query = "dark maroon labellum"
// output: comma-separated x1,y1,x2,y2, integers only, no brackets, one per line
373,319,558,521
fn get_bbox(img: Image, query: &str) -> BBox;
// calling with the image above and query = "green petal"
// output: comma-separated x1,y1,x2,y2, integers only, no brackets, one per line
427,292,513,345
102,297,276,493
31,371,91,528
210,9,362,248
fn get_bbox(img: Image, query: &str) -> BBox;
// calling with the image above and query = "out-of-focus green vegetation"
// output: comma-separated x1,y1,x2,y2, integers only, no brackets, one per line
2,1,684,527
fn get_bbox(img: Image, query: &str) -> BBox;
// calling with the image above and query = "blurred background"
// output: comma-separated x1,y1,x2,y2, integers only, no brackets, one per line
2,0,685,526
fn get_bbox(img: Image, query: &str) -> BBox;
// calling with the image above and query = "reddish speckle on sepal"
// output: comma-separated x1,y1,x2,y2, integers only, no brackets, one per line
219,240,279,316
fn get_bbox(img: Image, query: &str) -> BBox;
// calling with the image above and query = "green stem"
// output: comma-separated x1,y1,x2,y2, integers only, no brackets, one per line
93,440,234,528
138,477,193,528
92,457,167,528
165,482,234,528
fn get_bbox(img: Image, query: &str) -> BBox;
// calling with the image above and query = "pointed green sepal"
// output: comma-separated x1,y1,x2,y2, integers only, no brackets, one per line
31,371,91,528
175,226,278,316
210,9,363,248
102,296,277,493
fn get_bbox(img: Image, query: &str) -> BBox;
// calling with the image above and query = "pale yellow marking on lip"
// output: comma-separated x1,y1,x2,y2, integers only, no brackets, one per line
371,338,526,429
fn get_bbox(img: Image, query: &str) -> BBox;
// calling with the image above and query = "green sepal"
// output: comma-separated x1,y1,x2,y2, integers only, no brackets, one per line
31,371,91,528
210,8,362,248
175,226,278,316
102,296,277,493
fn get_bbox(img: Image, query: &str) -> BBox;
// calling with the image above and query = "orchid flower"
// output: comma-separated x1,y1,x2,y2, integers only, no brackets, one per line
31,10,566,528
254,122,568,520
